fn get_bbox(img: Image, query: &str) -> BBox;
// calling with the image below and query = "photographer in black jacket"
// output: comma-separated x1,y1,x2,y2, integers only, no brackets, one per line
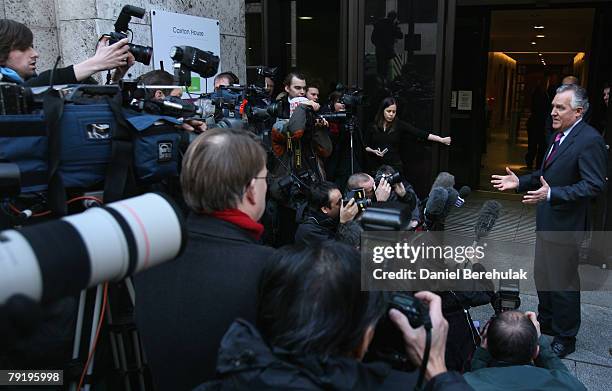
0,18,131,86
294,181,360,247
197,242,471,390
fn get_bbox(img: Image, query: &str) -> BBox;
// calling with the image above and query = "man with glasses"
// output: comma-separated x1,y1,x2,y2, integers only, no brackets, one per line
135,129,275,390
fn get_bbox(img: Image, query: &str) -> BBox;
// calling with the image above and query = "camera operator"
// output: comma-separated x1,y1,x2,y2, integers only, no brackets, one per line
464,311,586,390
135,69,206,133
294,181,360,247
196,242,471,390
277,71,320,117
213,71,239,90
0,19,131,86
134,128,275,390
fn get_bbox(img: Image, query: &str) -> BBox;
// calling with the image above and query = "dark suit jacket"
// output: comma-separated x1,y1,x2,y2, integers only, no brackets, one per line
518,120,607,232
134,214,275,391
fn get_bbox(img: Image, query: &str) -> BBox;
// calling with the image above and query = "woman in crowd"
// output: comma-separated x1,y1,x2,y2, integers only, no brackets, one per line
365,97,451,174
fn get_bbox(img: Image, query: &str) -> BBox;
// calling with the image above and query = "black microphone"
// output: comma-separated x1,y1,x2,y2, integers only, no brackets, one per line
444,188,459,217
474,200,502,241
456,185,471,207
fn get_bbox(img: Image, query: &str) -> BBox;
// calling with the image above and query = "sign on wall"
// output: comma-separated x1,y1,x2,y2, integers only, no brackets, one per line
151,9,220,93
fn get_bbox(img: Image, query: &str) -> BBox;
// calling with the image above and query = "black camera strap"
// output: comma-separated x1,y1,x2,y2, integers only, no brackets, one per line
43,87,67,216
103,96,138,202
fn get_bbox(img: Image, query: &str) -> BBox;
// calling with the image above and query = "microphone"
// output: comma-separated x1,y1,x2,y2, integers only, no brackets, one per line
444,188,459,217
424,187,448,231
474,200,502,241
430,172,455,192
456,185,471,207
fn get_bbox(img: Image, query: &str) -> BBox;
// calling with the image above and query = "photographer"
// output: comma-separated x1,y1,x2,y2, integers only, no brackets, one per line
197,242,470,390
277,71,320,117
374,165,420,227
0,19,131,86
464,311,586,390
134,129,275,390
347,172,393,203
294,181,360,247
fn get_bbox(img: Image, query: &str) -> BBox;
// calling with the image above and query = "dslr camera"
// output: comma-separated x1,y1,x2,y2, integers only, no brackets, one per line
366,292,431,370
375,171,402,187
343,188,371,212
107,5,153,65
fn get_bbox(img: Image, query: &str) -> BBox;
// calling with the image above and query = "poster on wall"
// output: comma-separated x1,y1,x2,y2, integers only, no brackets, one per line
457,90,472,111
151,9,220,94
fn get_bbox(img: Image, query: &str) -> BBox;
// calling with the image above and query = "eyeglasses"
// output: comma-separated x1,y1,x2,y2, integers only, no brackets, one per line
253,173,271,185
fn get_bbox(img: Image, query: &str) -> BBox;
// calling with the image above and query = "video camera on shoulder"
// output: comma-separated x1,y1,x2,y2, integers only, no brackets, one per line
366,292,430,371
343,188,371,212
0,82,37,115
334,84,368,112
107,5,153,65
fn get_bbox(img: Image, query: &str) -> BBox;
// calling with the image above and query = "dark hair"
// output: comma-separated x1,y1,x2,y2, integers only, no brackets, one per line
136,70,175,96
375,96,398,130
257,242,385,357
0,19,34,65
328,90,342,106
309,181,339,210
283,71,306,87
181,128,266,213
487,311,538,365
214,71,240,85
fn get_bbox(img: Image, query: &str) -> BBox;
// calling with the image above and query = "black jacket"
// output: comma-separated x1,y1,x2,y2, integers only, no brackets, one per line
294,208,362,247
195,319,473,391
134,214,276,391
24,65,79,86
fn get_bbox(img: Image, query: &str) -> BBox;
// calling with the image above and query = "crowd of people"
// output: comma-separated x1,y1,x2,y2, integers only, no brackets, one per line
0,16,600,391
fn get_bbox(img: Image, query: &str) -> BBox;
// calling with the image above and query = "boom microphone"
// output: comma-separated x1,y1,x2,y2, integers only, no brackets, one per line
424,187,448,231
430,172,455,192
474,200,502,241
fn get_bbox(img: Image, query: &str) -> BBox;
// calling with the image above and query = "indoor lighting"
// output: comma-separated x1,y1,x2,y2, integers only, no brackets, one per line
531,41,537,45
534,25,545,29
298,16,313,20
538,53,542,56
536,34,545,38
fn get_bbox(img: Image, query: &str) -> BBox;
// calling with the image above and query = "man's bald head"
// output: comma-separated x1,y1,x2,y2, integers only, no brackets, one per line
487,311,539,364
562,75,580,86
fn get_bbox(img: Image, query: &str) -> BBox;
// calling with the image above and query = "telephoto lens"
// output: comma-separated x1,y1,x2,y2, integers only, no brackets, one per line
0,192,187,305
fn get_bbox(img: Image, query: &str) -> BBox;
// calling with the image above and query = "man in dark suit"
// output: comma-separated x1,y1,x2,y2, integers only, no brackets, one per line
134,129,275,390
492,84,607,358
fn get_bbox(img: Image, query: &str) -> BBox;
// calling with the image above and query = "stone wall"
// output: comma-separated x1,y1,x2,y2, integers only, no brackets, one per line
2,0,246,82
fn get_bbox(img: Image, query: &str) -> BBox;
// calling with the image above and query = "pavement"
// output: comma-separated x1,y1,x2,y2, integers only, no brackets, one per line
446,191,612,390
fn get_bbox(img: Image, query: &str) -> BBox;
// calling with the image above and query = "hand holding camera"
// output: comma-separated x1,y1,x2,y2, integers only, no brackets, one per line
340,198,359,224
375,177,392,202
389,291,448,381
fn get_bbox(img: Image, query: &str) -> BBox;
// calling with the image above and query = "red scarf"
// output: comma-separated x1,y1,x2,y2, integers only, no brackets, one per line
210,209,264,241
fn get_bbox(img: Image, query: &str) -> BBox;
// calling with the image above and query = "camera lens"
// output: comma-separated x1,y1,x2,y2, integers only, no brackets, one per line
128,43,153,66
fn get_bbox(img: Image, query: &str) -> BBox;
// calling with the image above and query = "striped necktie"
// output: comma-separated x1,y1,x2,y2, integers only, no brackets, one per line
544,132,563,167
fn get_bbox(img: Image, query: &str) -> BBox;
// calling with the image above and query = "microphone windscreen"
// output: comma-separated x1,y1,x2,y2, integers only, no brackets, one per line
459,186,471,199
474,200,502,240
444,188,459,216
430,172,455,193
425,187,448,217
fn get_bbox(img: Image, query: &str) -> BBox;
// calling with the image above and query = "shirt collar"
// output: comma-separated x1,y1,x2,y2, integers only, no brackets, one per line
0,67,24,84
560,118,582,139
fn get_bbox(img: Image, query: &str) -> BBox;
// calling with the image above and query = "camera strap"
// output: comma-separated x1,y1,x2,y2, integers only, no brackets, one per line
43,88,67,216
103,96,138,202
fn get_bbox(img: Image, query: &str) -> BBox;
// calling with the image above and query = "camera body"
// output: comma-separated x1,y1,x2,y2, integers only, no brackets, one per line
170,46,220,82
491,280,521,315
108,5,153,65
343,188,371,212
366,292,430,370
0,82,35,115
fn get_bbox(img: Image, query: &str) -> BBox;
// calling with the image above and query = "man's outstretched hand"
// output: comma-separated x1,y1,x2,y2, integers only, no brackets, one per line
491,167,519,191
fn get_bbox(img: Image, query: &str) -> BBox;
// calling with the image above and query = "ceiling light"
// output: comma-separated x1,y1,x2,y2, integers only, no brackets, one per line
536,34,545,38
534,25,545,29
531,41,537,45
538,53,542,56
298,16,313,20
